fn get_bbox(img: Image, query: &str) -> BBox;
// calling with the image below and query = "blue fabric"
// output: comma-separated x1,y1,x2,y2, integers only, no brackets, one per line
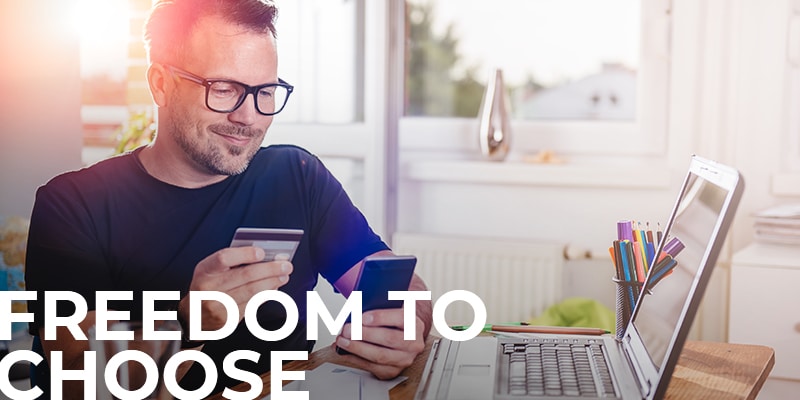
25,145,388,393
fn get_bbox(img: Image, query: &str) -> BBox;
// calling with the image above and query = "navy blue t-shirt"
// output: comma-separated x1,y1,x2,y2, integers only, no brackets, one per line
25,145,388,392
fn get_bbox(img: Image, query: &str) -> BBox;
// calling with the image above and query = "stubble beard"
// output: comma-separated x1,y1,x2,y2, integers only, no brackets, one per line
172,119,262,176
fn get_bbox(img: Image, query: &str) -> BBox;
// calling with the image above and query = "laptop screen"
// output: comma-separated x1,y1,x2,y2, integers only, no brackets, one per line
629,158,742,373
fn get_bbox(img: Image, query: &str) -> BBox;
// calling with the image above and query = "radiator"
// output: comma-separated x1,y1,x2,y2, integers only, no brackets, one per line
392,233,564,329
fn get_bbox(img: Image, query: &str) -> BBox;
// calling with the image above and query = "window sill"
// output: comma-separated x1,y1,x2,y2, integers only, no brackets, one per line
402,160,671,189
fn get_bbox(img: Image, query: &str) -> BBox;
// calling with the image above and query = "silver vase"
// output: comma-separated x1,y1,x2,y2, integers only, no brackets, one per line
477,68,511,161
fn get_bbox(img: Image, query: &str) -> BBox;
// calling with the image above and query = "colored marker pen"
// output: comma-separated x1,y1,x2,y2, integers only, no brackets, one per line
617,220,633,242
664,237,685,257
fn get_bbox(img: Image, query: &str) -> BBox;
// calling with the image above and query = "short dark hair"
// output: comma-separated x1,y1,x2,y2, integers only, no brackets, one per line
143,0,279,64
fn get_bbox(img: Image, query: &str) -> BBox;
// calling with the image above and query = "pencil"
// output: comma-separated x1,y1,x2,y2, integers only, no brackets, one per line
656,223,663,243
490,325,609,336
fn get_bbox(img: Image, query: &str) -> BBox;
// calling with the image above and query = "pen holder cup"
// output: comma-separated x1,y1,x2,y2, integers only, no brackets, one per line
612,277,643,339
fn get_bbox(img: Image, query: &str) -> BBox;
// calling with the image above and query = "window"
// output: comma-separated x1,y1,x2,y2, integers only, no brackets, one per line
274,0,364,124
72,0,131,164
269,0,391,237
400,0,672,158
75,0,371,163
266,0,383,158
406,0,639,121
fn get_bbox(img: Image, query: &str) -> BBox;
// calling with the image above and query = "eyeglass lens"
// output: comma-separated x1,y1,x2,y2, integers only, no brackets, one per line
207,81,290,115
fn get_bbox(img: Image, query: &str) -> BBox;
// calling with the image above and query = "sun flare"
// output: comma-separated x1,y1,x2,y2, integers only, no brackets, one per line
70,0,131,78
71,0,130,44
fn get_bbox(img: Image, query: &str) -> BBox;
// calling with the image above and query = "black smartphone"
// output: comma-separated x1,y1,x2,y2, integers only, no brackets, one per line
336,254,417,355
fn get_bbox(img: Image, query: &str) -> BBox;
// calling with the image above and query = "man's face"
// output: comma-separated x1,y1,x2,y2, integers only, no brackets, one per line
163,15,278,176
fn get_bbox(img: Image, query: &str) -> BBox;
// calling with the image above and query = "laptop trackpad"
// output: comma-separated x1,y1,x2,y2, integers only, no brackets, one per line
447,337,496,399
458,365,490,376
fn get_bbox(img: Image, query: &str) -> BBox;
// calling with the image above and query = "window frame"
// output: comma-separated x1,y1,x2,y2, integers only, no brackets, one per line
397,0,673,159
267,0,394,238
261,0,677,234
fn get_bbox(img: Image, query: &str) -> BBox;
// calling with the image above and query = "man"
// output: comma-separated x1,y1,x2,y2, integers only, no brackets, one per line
25,0,432,396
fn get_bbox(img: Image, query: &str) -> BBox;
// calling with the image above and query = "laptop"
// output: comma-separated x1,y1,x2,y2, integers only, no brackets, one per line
414,156,744,400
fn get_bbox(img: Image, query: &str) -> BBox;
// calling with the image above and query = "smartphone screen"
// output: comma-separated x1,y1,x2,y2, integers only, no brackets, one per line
336,254,417,355
355,255,417,311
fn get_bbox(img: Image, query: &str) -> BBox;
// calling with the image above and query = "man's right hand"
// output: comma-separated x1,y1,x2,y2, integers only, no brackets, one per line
178,246,293,332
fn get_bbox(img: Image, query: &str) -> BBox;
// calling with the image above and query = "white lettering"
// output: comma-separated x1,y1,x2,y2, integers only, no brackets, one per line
433,290,487,341
0,350,43,400
105,350,158,399
221,350,262,400
388,291,431,340
306,291,362,340
142,291,181,341
51,351,96,399
245,291,298,342
44,292,88,340
271,351,308,400
164,350,217,399
0,291,35,340
94,291,132,340
190,291,239,341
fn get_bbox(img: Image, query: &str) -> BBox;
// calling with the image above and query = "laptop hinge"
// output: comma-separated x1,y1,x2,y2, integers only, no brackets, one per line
414,339,442,400
434,340,460,399
623,339,652,397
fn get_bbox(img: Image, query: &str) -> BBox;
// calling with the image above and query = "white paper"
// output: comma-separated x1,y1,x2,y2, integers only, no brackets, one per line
755,203,800,219
263,362,407,400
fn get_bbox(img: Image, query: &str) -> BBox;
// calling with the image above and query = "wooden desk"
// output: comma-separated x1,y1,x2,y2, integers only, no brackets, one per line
211,339,774,399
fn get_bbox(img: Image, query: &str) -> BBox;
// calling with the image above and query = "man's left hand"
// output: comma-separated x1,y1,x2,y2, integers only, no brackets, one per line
333,308,426,379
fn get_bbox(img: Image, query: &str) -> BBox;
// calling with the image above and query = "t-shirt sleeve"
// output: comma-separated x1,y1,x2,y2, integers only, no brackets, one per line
25,178,112,336
299,153,389,283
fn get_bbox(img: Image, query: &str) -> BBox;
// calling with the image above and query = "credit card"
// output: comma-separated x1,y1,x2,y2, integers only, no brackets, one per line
229,227,303,261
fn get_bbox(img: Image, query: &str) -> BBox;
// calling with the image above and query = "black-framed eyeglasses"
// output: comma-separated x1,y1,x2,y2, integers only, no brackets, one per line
164,64,294,116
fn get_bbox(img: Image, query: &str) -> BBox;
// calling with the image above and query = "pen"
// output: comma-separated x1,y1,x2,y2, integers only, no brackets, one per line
632,241,645,283
636,233,649,275
617,220,633,242
612,240,624,280
636,221,645,243
664,237,685,257
648,256,678,289
619,241,637,308
645,241,656,271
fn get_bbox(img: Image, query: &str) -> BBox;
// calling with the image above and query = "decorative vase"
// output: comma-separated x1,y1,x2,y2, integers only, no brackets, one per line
477,68,511,161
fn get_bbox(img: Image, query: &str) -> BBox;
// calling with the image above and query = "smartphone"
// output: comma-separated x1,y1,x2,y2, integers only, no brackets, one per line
354,255,418,311
229,227,303,261
336,254,417,355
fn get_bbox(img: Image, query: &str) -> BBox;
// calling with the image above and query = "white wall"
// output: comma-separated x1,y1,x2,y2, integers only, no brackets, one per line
0,0,83,218
395,0,800,342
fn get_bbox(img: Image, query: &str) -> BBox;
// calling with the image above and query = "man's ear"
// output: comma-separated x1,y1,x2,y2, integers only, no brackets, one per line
147,63,169,107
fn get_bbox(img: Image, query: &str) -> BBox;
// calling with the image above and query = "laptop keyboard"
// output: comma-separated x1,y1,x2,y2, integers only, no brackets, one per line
501,338,617,398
